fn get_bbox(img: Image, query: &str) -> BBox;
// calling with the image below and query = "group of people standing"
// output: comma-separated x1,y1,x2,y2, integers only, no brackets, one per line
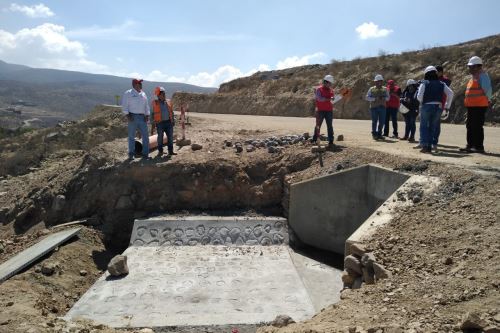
362,56,491,153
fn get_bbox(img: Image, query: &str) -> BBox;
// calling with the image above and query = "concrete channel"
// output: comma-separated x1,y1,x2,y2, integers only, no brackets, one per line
65,165,437,330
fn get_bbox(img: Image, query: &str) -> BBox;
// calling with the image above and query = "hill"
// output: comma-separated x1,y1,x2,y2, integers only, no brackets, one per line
0,61,217,129
173,34,499,124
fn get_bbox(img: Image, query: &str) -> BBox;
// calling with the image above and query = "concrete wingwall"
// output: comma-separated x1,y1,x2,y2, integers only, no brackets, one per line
288,165,409,255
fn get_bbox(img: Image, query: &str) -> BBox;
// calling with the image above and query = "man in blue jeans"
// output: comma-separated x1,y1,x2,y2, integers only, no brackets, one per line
417,66,454,153
366,74,390,140
122,78,150,160
151,86,176,157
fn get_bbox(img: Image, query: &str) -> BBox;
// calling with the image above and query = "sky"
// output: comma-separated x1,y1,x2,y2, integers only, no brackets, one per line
0,0,499,87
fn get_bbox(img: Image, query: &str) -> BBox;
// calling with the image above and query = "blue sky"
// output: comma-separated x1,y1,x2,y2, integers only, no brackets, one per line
0,0,499,87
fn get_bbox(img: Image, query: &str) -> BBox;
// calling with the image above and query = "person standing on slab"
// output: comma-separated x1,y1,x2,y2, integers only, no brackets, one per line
366,74,390,140
460,56,492,153
122,78,150,160
433,65,452,149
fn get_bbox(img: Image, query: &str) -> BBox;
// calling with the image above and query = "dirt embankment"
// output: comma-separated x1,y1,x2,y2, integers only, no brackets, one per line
0,105,499,332
174,34,499,124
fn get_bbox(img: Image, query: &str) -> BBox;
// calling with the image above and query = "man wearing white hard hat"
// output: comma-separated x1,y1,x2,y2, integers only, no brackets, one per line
365,74,390,140
460,56,492,153
122,78,150,160
312,74,335,146
416,66,454,153
400,79,420,142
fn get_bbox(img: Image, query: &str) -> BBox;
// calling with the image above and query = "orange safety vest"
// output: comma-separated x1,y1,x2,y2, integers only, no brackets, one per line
152,99,173,123
464,78,489,107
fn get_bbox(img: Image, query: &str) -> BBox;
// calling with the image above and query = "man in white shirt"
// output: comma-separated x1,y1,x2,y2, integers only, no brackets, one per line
122,78,150,160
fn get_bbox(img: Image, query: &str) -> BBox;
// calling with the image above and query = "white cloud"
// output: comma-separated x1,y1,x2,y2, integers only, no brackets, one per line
66,20,137,39
276,52,326,70
141,53,322,88
0,23,108,73
355,22,393,39
7,3,54,18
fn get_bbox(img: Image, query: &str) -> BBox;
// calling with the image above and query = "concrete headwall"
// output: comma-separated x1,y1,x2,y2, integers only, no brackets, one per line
289,165,409,255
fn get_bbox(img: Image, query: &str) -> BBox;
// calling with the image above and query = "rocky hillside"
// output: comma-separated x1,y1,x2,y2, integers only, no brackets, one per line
174,34,499,124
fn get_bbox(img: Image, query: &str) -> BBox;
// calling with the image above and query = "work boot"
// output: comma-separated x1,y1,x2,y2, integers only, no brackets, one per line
408,137,415,143
168,151,178,156
413,143,422,149
400,136,408,140
459,146,472,153
420,147,431,154
127,154,134,161
157,150,163,157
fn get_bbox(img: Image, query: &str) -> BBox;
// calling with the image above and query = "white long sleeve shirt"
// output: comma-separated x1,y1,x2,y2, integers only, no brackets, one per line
417,81,454,109
122,88,150,115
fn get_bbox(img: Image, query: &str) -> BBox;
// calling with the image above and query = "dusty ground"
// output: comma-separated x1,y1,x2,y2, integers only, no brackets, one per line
0,107,499,333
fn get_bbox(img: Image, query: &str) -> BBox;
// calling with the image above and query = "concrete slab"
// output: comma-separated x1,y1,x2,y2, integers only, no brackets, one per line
0,228,81,283
131,216,288,246
289,165,409,255
66,245,341,327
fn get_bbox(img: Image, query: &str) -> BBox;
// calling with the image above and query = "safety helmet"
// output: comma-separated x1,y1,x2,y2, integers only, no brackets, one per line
467,56,483,66
323,74,334,84
374,74,384,81
424,66,437,74
406,79,417,86
154,86,166,96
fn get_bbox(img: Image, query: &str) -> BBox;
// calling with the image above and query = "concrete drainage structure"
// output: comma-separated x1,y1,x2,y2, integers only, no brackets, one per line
66,164,438,330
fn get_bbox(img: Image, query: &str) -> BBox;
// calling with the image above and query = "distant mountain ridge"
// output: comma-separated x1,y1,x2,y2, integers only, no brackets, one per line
0,60,217,127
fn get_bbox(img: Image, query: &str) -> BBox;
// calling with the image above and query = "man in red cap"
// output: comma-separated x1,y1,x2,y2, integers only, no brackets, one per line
122,78,150,160
383,79,402,138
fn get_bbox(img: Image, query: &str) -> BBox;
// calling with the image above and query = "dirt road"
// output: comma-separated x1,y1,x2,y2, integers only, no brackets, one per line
188,112,500,172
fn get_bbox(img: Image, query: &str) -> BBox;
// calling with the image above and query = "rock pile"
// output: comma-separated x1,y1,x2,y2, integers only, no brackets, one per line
224,133,311,154
342,243,392,290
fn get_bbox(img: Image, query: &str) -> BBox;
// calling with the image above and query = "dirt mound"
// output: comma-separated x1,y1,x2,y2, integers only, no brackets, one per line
0,106,498,332
174,34,500,124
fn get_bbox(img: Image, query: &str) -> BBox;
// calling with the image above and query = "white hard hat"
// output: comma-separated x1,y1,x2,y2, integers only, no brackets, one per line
424,66,437,74
467,56,483,66
323,74,334,84
406,79,417,86
374,74,384,81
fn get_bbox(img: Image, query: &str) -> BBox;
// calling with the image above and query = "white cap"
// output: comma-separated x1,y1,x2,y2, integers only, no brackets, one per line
467,56,483,66
323,74,334,84
374,74,384,81
424,66,437,74
406,79,417,86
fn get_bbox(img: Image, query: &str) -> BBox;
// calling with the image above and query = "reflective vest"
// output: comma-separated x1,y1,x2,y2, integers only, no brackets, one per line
152,99,173,123
464,78,489,107
315,85,334,111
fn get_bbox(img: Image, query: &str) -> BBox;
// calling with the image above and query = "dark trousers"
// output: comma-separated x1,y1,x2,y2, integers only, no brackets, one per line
466,107,487,150
383,107,399,136
156,120,174,153
403,113,416,139
312,111,334,143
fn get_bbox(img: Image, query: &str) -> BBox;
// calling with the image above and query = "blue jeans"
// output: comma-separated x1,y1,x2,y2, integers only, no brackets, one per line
370,106,386,137
127,113,149,157
312,111,334,143
383,107,399,136
403,113,416,139
419,104,442,148
156,120,174,153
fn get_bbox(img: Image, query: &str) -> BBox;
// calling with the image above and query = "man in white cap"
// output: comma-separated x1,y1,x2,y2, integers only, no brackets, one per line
312,74,335,146
460,56,492,153
365,74,390,140
122,78,150,160
416,66,454,153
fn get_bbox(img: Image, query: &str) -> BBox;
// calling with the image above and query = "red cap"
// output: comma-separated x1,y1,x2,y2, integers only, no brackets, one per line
132,78,143,84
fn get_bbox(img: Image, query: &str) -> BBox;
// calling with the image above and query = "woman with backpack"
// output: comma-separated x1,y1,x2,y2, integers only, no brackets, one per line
400,79,420,142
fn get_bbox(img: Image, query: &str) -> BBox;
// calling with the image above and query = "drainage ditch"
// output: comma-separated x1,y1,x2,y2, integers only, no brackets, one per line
63,164,420,331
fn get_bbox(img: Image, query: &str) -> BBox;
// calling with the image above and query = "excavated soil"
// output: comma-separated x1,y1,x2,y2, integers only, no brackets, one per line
0,107,499,333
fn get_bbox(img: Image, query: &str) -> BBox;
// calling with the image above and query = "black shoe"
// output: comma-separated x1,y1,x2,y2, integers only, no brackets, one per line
141,155,151,160
157,150,163,157
168,151,178,156
127,154,134,161
459,146,472,153
420,147,431,154
400,136,408,140
471,147,485,154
